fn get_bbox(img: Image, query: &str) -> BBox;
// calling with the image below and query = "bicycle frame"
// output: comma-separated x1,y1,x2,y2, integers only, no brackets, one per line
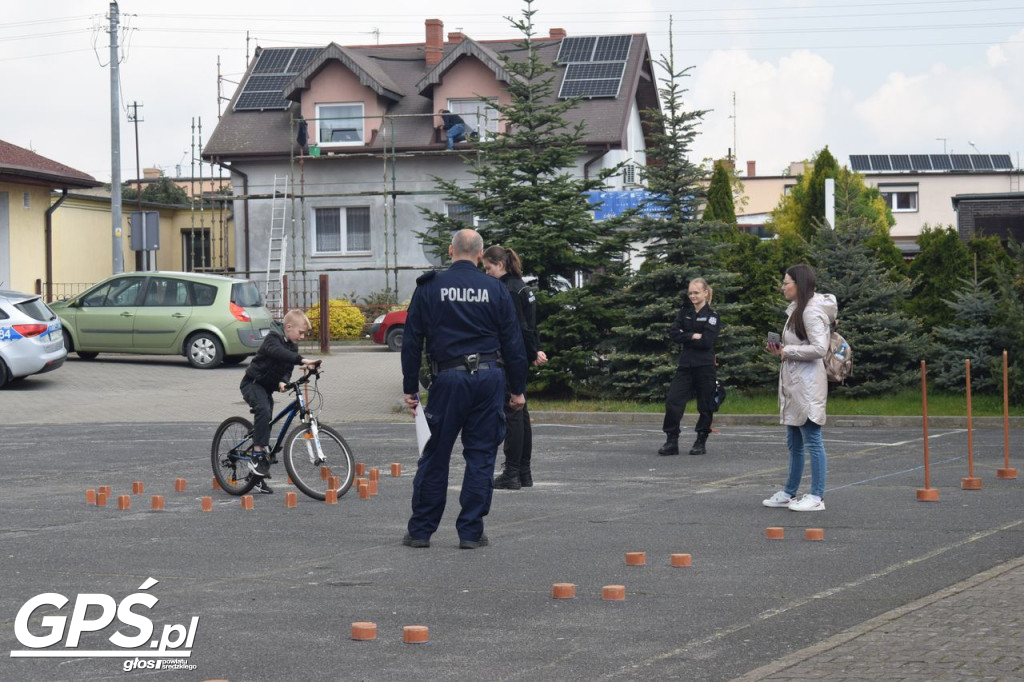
231,371,320,458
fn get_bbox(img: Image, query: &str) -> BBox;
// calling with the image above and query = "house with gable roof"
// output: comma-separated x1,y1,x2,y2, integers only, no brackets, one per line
203,18,660,308
0,140,101,294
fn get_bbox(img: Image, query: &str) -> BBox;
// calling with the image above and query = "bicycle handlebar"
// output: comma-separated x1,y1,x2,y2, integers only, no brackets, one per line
284,362,323,391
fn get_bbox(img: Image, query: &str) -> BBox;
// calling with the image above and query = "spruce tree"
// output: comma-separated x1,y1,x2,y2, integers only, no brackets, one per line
418,0,630,395
932,274,1001,393
702,160,736,224
906,225,970,331
601,29,760,400
803,146,840,241
809,219,924,396
992,238,1024,400
419,0,626,290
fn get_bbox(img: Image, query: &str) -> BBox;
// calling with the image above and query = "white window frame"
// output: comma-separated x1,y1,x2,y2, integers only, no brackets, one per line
879,184,919,213
312,206,372,256
447,98,500,140
316,102,364,147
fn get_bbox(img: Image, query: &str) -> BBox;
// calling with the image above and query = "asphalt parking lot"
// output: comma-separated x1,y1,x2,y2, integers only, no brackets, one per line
1,352,1022,681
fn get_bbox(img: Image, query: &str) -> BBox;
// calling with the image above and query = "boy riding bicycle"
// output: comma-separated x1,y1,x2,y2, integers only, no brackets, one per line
240,309,320,493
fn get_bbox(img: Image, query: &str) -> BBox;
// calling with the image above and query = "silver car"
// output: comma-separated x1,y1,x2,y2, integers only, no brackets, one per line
0,290,67,388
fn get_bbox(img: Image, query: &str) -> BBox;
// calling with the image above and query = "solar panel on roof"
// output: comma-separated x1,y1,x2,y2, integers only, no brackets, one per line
930,154,952,170
559,79,621,98
593,35,631,62
253,48,294,74
849,155,870,171
910,154,932,171
970,154,993,170
235,47,317,112
950,154,972,170
869,155,891,171
557,36,597,63
991,154,1014,170
890,154,911,171
241,74,293,94
291,47,320,71
558,61,626,98
235,91,291,110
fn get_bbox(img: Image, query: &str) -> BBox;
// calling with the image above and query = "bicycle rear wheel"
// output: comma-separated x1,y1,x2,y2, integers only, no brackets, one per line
211,416,258,496
283,422,354,501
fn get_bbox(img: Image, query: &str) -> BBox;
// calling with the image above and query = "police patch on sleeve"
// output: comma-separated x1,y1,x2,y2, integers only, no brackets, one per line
708,316,718,326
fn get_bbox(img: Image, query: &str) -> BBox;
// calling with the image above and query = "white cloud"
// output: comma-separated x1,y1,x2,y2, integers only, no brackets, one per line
690,49,834,174
855,63,1016,152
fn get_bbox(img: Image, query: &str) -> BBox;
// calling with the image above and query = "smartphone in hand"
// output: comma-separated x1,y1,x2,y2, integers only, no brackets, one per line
766,332,780,345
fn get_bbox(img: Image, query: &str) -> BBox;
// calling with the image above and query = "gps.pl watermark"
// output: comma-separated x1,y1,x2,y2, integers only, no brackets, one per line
9,577,198,672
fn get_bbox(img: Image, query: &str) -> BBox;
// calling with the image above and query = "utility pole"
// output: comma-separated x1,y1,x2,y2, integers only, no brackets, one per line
128,101,145,270
109,1,124,273
730,91,737,163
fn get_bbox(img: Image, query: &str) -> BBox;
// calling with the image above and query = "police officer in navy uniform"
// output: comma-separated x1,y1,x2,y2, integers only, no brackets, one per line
658,277,720,456
401,229,528,549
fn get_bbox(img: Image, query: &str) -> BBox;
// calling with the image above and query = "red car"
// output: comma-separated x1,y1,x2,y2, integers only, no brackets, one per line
369,309,406,351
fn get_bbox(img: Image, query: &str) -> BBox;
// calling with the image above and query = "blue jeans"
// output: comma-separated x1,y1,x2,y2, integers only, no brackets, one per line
784,420,827,498
446,123,468,149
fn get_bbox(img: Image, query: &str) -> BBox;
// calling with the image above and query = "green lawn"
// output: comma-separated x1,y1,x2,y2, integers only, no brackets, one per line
531,390,1021,417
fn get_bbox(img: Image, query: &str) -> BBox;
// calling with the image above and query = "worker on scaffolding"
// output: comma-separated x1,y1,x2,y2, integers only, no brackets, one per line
438,109,469,150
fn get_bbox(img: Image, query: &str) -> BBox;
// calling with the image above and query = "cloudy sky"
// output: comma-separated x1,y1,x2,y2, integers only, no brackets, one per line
4,0,1024,183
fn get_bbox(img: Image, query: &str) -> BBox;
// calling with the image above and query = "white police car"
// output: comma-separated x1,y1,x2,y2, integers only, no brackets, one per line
0,289,67,388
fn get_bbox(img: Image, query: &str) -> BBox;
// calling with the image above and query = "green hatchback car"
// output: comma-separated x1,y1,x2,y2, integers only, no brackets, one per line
51,272,277,369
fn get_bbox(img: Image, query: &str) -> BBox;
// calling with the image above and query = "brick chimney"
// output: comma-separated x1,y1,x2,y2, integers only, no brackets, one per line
549,28,567,40
425,19,444,66
746,160,756,177
448,31,465,45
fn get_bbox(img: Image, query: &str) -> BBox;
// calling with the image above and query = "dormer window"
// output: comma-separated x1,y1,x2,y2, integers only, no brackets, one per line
447,98,499,140
316,102,364,146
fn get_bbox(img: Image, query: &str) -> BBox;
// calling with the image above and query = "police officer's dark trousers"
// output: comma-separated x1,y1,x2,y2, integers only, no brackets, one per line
408,365,506,542
662,364,716,438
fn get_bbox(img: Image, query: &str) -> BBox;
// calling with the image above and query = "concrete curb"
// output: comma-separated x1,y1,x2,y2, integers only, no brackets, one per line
530,411,1024,429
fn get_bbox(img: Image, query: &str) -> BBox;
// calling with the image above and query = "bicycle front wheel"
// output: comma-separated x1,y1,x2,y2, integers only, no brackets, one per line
283,422,354,501
211,416,257,496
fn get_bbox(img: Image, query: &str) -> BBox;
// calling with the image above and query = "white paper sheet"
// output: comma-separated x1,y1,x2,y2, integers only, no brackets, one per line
415,403,431,456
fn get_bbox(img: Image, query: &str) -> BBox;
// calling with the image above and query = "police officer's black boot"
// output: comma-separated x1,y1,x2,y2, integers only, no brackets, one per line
657,435,679,456
688,431,709,456
493,465,522,490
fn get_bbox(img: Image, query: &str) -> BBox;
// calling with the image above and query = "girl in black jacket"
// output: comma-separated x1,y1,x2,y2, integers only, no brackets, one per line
482,245,548,489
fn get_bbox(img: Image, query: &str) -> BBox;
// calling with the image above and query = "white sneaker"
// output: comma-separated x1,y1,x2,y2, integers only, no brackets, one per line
788,494,825,511
762,491,794,508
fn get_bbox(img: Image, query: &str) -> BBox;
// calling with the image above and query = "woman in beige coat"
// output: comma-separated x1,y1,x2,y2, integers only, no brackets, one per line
762,264,837,512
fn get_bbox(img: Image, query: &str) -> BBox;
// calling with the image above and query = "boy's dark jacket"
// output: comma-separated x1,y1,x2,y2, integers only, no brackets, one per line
242,330,302,390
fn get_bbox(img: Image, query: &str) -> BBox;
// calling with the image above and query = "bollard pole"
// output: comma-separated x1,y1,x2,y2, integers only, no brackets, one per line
961,359,982,490
917,360,939,501
998,349,1018,479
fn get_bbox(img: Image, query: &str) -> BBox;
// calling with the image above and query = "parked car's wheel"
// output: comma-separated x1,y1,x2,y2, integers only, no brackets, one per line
62,329,74,352
385,326,404,352
222,355,248,366
0,358,10,389
77,351,99,360
186,332,224,369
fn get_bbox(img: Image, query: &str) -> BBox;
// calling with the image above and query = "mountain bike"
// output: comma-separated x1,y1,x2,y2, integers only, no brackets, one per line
211,365,354,500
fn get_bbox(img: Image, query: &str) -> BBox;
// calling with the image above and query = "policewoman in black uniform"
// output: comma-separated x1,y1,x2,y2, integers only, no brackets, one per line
400,229,528,549
658,277,720,456
482,245,548,490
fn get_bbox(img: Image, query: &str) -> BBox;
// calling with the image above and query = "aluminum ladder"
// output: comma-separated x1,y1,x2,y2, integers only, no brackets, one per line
265,174,289,317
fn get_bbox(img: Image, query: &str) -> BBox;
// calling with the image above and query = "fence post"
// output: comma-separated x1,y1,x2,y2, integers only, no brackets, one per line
282,274,289,317
319,274,330,354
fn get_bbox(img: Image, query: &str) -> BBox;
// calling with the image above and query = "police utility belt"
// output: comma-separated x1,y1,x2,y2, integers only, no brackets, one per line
432,352,503,375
